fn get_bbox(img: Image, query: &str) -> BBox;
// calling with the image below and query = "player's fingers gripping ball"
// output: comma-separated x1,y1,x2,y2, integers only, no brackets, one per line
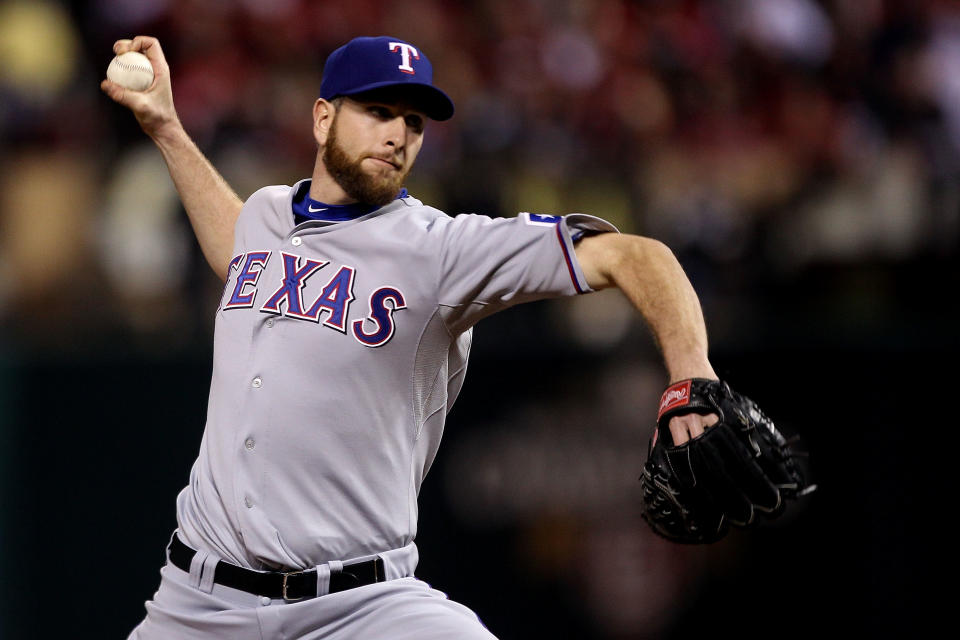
106,50,154,91
639,379,815,544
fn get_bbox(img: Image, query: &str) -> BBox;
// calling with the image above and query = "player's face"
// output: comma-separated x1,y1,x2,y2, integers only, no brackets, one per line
322,96,426,206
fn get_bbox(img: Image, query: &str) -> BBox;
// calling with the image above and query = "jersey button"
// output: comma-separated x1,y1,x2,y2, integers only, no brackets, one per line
245,438,255,450
291,237,302,246
252,377,262,388
245,497,253,508
266,318,275,328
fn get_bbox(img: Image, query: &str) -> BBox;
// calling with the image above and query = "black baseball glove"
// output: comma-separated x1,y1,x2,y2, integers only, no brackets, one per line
640,378,814,544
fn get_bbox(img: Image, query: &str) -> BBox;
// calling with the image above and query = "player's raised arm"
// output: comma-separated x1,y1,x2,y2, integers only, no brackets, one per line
575,232,720,443
101,36,242,281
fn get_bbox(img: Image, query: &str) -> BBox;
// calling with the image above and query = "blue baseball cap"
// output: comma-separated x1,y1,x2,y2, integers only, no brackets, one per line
320,36,454,121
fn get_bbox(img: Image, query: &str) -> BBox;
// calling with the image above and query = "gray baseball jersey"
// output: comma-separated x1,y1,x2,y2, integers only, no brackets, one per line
174,178,616,574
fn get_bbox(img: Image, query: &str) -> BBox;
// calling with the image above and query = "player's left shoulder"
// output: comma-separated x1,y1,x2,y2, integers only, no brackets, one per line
390,195,451,230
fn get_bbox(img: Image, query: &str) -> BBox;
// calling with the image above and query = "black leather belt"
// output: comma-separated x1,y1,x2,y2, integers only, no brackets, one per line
168,535,386,601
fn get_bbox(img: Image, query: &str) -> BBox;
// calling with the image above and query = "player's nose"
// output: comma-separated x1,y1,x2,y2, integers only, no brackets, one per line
383,116,406,149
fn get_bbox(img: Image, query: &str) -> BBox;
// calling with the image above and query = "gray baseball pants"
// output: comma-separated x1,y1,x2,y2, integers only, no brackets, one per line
128,545,497,639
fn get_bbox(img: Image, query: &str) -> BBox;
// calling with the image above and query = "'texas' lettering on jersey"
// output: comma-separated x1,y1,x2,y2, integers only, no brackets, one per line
219,251,407,348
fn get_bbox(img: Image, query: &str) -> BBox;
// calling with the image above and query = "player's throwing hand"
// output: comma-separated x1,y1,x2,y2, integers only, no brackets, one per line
101,36,180,140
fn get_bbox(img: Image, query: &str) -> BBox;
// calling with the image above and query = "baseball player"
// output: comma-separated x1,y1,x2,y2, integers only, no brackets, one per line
102,35,719,639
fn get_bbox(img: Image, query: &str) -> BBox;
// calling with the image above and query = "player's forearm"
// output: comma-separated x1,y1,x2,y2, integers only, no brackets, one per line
577,234,716,382
152,124,243,281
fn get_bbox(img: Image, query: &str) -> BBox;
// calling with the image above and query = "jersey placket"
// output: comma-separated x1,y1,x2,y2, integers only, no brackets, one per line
232,234,292,553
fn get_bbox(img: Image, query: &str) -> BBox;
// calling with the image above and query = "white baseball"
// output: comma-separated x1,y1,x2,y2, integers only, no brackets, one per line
107,51,154,91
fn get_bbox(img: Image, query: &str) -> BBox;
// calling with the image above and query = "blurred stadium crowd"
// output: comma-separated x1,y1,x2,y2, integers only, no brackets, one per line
0,0,956,349
0,1,949,638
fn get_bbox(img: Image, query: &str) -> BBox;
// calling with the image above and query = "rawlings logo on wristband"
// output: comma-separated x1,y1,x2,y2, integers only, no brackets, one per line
658,380,692,420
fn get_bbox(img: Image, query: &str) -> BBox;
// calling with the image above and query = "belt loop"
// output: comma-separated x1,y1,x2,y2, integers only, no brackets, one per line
187,548,218,594
198,554,218,594
315,564,332,597
188,549,209,590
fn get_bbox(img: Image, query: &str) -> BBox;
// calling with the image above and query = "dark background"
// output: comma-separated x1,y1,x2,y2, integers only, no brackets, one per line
1,1,951,637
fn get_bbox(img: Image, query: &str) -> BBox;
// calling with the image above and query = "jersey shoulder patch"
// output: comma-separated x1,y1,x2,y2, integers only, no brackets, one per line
521,212,562,227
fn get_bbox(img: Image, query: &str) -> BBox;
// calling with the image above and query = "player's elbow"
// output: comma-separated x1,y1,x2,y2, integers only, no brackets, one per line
617,235,674,268
577,233,674,290
606,234,676,275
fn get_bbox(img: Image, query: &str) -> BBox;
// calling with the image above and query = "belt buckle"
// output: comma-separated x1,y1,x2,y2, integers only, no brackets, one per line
282,569,307,601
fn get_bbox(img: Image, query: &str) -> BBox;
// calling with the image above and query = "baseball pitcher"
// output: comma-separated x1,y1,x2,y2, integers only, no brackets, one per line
102,34,809,640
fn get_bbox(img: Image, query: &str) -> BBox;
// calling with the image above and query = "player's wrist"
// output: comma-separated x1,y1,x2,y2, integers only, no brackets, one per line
665,355,716,384
147,116,188,149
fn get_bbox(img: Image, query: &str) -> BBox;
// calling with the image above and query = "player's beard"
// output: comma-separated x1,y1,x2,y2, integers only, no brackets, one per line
323,118,410,207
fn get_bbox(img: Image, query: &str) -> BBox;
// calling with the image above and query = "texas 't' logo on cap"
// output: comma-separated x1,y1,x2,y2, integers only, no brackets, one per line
319,36,455,121
388,42,419,75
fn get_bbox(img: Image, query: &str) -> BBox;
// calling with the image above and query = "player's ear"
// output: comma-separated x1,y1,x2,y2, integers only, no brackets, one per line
313,98,335,146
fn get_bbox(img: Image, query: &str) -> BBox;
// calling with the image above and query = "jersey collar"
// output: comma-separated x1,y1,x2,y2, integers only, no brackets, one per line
292,181,409,223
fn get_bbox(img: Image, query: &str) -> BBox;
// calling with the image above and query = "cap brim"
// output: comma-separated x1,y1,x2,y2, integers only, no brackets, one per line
339,81,455,121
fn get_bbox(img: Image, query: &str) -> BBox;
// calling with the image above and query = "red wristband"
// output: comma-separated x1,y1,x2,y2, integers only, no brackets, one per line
657,380,692,422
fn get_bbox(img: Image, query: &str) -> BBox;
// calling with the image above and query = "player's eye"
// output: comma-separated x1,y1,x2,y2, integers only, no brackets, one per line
405,115,424,133
369,106,392,119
